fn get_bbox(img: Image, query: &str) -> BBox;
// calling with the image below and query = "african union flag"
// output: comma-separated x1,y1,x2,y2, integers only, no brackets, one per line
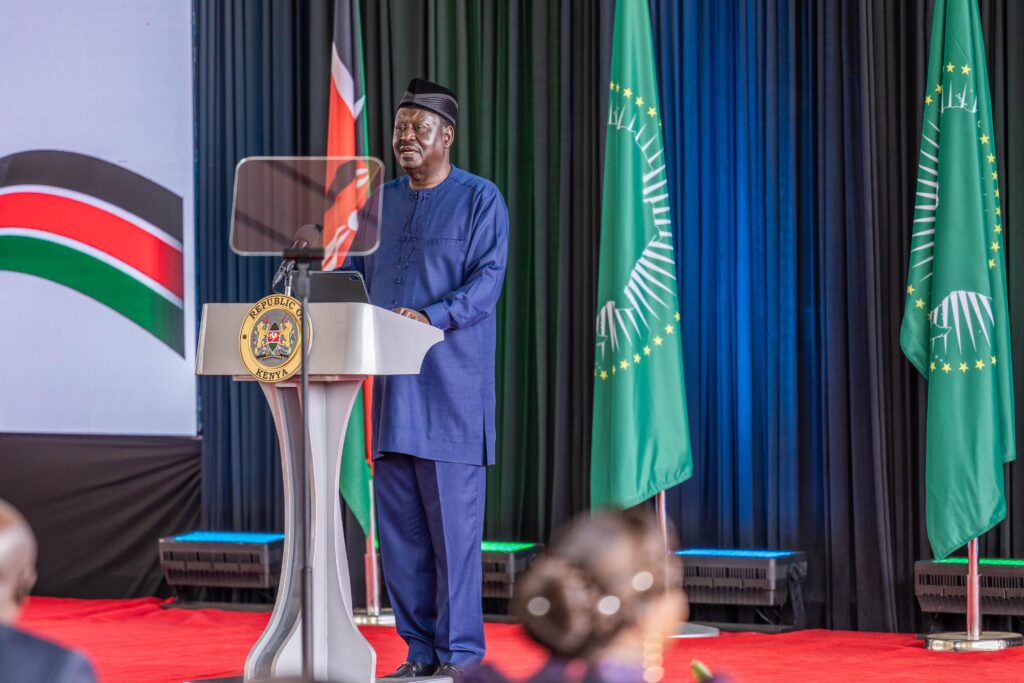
591,0,692,509
900,0,1016,560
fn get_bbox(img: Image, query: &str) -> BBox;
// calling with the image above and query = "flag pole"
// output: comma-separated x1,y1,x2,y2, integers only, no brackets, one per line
924,534,1021,651
354,480,395,626
656,491,669,549
966,537,981,641
365,478,380,616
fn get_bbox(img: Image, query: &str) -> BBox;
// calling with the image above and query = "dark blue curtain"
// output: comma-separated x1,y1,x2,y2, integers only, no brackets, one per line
652,0,1024,631
195,0,333,533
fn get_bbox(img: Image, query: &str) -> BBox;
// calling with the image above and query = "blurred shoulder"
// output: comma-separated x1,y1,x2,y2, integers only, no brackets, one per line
0,625,97,682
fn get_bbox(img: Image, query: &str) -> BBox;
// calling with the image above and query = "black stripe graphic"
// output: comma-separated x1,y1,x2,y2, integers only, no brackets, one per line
0,150,182,242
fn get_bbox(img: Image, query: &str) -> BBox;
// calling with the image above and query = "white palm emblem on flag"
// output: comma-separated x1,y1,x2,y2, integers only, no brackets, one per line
930,290,995,355
595,231,676,360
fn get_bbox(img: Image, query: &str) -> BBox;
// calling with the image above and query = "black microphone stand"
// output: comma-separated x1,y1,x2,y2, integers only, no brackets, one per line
281,244,321,678
284,270,295,297
273,224,322,298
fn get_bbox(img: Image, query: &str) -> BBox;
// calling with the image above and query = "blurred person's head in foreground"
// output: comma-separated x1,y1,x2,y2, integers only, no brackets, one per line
0,498,37,625
513,508,686,682
0,499,98,682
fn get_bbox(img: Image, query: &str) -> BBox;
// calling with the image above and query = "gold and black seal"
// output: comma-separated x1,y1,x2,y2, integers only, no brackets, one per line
239,294,305,381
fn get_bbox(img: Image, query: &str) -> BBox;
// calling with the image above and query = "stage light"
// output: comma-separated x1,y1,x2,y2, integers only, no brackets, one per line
158,531,285,591
915,558,1024,615
676,548,808,630
172,531,285,545
482,540,542,600
678,548,799,560
481,540,539,553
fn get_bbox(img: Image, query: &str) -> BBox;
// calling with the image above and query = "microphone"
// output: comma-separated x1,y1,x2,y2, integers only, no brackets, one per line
271,223,322,290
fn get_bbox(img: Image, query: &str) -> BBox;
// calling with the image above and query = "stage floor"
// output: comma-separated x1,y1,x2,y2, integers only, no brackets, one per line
17,597,1024,682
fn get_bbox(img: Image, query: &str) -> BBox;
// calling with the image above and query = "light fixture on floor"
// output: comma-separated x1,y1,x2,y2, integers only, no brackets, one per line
676,548,808,633
158,531,284,610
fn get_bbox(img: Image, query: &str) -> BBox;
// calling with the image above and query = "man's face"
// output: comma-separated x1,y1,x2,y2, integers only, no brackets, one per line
392,107,453,174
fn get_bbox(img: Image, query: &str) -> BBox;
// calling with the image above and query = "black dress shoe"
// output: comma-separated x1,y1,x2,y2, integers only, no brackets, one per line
383,661,437,678
434,663,465,681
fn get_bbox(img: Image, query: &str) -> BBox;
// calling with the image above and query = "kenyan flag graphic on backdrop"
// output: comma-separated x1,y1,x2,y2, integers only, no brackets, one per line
900,0,1016,560
0,150,185,355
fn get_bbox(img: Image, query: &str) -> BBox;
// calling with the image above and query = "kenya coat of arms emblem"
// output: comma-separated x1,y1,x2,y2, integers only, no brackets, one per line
238,294,305,381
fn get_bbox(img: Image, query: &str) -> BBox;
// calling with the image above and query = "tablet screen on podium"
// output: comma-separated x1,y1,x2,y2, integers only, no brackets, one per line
308,271,369,304
229,156,384,258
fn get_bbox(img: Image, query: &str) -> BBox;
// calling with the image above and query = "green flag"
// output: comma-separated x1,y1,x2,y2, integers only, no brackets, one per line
340,387,372,535
591,0,692,508
900,0,1016,560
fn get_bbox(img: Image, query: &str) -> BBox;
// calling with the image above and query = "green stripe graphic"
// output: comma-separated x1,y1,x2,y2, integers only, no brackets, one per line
0,235,184,355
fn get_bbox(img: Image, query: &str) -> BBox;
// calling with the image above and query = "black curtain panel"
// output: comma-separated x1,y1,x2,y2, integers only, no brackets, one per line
195,0,333,534
0,435,199,598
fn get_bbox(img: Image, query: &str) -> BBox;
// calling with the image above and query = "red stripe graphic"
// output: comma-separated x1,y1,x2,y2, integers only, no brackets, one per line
0,192,183,299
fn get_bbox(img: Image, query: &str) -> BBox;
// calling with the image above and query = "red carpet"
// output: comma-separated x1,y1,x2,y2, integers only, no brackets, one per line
16,597,1024,682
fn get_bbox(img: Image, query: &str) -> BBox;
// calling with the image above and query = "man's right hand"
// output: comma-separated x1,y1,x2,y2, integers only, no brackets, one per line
394,307,431,325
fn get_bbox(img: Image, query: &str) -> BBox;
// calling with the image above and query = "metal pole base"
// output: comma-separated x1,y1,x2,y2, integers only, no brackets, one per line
925,631,1024,652
353,607,396,626
670,622,721,639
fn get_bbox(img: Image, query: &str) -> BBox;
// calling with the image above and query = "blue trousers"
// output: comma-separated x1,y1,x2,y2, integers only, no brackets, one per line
374,452,487,667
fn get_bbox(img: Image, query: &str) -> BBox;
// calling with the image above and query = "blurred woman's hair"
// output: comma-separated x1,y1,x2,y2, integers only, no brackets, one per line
512,508,682,659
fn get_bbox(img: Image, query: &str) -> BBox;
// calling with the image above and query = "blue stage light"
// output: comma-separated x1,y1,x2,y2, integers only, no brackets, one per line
677,548,798,560
172,531,285,545
674,547,808,631
159,532,285,591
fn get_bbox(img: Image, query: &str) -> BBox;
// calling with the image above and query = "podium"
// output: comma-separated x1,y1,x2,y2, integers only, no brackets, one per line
197,301,443,682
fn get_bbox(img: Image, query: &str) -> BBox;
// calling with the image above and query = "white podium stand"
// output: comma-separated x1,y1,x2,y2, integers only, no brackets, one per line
197,302,443,683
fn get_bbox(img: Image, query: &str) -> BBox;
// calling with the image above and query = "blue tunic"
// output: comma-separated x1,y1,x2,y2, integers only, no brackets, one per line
351,166,509,465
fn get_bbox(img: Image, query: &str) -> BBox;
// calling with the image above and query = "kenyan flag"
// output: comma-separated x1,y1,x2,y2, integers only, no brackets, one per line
325,0,373,537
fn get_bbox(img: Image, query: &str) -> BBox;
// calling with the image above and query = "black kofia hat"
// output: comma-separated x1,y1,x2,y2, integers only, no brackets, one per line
398,78,458,127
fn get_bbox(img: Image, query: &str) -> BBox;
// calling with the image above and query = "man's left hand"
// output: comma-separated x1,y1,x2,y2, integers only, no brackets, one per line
394,307,431,325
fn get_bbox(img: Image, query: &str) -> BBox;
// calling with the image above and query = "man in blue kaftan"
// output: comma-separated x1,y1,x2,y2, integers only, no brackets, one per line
351,78,508,680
